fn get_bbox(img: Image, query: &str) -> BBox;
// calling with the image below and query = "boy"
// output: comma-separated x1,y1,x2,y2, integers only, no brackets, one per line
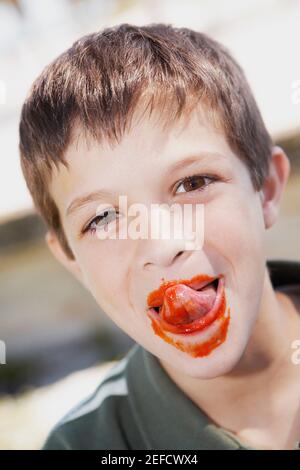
19,23,300,450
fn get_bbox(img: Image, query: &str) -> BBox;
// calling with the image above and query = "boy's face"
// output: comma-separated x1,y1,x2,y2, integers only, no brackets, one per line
47,104,288,379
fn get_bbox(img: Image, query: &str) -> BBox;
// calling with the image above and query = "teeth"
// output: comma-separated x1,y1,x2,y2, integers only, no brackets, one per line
196,278,219,291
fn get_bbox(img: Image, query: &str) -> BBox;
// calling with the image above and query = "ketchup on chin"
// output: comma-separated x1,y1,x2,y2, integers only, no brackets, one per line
146,274,230,358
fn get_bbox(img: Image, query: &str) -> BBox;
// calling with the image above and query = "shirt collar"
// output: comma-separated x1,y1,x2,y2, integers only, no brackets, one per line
126,343,247,449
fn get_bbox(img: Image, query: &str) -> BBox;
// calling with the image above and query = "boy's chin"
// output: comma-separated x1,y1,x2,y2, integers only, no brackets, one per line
161,337,249,380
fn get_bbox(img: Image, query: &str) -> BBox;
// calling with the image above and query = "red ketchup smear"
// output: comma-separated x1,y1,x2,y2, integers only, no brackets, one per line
146,274,230,358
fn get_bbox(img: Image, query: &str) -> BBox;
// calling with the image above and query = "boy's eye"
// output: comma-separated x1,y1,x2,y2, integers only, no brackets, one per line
81,174,218,236
83,209,119,235
174,174,216,194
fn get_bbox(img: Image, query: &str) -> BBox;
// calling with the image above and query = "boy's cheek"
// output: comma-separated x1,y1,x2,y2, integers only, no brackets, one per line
205,191,265,258
203,194,266,299
74,241,134,317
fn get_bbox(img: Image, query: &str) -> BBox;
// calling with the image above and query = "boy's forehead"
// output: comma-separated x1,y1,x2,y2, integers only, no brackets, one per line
64,101,225,169
49,104,234,213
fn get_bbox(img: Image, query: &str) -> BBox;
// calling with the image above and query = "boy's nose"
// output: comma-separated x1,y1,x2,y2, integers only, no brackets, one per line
142,240,191,271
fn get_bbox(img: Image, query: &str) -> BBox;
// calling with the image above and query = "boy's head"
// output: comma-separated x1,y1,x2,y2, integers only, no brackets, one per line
19,23,290,378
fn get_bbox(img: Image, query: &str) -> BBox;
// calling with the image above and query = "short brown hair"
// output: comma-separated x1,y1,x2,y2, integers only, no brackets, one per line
19,23,274,260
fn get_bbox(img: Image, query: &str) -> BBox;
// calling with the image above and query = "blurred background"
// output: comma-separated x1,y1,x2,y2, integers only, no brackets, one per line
0,0,299,450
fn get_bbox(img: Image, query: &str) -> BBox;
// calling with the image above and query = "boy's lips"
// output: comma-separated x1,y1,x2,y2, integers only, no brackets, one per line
146,274,225,335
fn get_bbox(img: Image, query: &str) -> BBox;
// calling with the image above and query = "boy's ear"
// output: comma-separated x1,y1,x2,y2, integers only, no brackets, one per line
45,230,87,288
259,145,290,229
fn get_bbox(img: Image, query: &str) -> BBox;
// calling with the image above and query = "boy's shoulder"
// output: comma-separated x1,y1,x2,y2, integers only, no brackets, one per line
41,343,141,450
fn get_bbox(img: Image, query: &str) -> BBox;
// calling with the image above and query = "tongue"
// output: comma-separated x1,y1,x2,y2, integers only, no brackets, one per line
160,283,217,325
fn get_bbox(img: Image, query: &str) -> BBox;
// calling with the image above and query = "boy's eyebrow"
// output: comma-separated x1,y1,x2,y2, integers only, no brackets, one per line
66,151,225,218
166,151,225,175
66,189,116,218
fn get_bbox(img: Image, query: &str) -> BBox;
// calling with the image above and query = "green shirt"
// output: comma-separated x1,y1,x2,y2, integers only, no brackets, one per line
42,259,300,450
